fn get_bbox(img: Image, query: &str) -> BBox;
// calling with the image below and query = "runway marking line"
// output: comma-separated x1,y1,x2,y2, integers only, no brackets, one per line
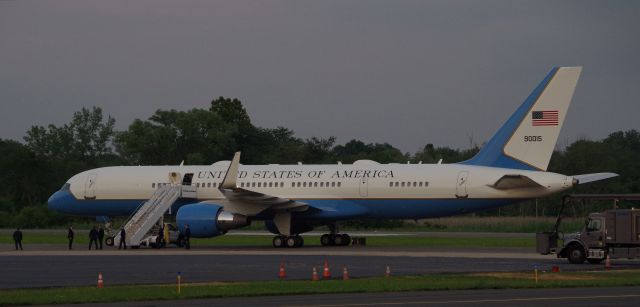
287,294,640,306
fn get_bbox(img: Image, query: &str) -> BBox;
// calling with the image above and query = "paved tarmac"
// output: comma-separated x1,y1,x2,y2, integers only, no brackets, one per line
42,287,640,307
2,244,639,289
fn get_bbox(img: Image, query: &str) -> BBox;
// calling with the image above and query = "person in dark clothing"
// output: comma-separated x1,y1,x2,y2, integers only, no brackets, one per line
98,226,105,250
88,226,99,250
184,224,191,250
13,228,23,250
118,227,127,250
67,226,74,250
157,224,165,248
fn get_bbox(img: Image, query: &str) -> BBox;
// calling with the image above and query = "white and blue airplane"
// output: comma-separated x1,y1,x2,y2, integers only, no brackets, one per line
48,67,617,247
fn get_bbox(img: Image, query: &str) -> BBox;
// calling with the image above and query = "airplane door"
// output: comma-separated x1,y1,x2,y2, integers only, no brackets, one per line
455,171,469,198
359,178,368,197
84,173,97,199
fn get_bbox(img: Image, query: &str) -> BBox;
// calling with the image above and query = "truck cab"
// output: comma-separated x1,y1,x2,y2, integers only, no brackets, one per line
559,213,607,264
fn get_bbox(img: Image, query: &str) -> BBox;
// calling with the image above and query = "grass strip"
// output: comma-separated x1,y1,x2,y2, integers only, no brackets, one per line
2,271,640,306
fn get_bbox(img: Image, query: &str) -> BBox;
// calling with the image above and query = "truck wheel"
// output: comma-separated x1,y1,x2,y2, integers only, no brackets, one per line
587,258,603,264
567,245,586,264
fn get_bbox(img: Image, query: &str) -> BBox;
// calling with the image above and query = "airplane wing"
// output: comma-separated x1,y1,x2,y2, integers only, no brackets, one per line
216,152,309,215
572,172,618,184
491,174,545,190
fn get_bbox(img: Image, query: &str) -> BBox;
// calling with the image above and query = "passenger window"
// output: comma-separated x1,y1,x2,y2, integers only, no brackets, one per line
331,182,335,187
303,182,307,187
314,182,318,187
425,182,429,187
419,182,423,187
337,182,342,187
258,182,262,187
269,182,273,188
291,182,295,187
389,182,393,187
152,183,156,188
413,182,417,187
395,182,399,187
401,182,405,187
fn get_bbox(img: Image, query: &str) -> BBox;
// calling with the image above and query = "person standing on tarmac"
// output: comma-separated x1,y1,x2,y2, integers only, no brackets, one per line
118,226,127,250
88,226,99,250
158,223,165,248
67,226,74,250
13,228,23,250
184,224,191,250
98,226,105,250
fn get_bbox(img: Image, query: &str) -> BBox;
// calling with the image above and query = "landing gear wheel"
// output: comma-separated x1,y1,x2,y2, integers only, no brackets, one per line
285,236,297,248
341,234,351,246
333,234,344,246
567,245,586,264
320,234,332,246
294,236,304,247
273,236,285,248
105,237,114,246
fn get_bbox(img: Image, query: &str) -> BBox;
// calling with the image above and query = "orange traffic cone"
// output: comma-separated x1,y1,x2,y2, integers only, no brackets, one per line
605,255,612,270
278,262,287,279
312,267,319,281
342,266,349,280
323,260,331,279
385,265,391,278
97,272,104,288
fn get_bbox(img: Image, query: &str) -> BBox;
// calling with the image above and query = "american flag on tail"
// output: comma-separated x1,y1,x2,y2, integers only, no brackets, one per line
531,110,558,126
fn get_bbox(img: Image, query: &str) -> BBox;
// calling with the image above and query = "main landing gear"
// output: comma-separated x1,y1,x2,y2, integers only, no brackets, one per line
320,233,351,246
319,223,351,246
273,235,304,248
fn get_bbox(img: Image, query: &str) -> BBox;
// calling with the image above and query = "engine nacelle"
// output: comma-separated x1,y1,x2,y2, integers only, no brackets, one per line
176,203,250,238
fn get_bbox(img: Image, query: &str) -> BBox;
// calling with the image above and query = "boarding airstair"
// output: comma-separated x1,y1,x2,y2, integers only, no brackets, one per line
114,184,184,247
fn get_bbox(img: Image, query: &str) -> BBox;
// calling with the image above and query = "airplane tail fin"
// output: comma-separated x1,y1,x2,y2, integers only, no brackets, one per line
462,67,582,171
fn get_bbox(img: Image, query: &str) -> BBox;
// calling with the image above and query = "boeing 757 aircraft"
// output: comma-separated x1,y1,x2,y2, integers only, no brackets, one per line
48,67,617,248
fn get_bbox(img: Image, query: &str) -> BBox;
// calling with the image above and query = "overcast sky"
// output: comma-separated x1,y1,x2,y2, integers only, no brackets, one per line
1,0,638,153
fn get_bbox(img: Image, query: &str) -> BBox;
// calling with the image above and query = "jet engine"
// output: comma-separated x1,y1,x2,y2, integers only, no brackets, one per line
176,203,249,237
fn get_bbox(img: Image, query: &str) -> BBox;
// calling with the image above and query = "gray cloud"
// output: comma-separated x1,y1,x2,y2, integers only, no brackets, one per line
1,0,639,154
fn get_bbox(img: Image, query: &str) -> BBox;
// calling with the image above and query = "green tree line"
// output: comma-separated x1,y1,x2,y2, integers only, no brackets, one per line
1,97,638,228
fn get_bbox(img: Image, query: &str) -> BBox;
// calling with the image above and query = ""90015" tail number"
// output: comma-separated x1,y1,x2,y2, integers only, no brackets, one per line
524,136,542,142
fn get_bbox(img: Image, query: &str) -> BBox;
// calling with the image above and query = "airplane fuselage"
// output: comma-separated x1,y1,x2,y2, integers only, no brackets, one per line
48,160,573,219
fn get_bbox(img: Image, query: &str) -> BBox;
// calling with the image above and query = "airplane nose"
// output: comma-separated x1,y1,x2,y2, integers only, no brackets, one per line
48,183,70,213
47,191,63,212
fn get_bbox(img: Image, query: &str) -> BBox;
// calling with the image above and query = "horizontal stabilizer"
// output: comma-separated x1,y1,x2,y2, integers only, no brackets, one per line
573,173,618,185
491,174,545,190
